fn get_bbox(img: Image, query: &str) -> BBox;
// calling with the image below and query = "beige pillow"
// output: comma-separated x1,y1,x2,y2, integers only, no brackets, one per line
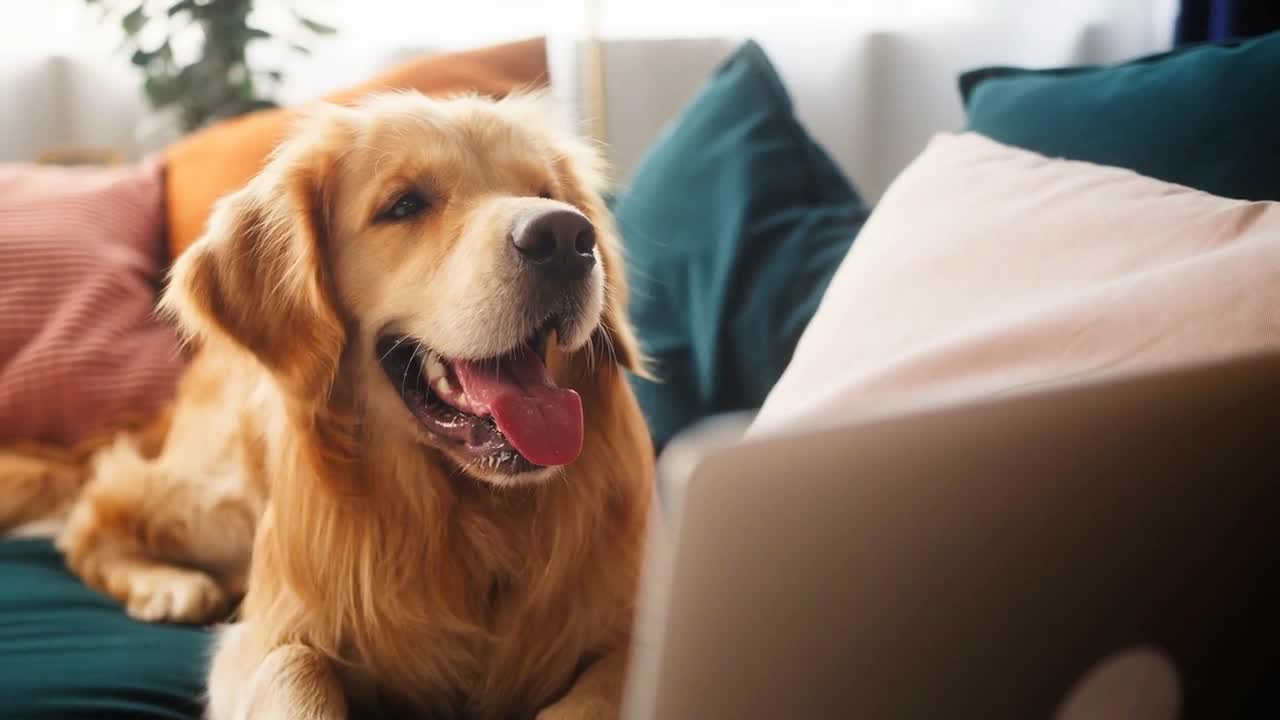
748,132,1280,439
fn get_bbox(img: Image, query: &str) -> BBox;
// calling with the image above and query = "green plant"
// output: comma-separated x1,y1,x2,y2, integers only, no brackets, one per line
86,0,336,131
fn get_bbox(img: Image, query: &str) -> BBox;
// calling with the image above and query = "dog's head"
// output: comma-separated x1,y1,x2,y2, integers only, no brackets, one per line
165,91,643,486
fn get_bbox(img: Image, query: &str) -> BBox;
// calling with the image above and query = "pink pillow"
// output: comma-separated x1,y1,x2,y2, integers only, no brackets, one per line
749,132,1280,439
0,160,185,446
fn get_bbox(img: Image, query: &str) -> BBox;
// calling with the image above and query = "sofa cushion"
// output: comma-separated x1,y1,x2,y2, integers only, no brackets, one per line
163,37,549,258
613,40,871,450
749,132,1280,439
0,538,209,720
0,160,184,446
959,30,1280,201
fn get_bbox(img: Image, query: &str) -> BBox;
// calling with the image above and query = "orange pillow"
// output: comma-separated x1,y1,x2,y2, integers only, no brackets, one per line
163,36,549,259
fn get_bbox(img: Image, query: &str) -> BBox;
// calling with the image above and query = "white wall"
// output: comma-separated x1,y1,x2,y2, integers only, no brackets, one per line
574,0,1178,197
0,0,1178,185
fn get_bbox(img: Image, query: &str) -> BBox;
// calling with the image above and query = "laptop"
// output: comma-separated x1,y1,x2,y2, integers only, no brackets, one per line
622,352,1280,719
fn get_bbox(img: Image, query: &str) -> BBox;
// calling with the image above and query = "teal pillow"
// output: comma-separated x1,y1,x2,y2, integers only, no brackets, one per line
613,41,870,449
0,539,209,719
959,31,1280,201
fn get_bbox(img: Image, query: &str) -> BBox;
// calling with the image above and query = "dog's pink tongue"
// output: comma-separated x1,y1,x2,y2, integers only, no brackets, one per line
452,349,583,466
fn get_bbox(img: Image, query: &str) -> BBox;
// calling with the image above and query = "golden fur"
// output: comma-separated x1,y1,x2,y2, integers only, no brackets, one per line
1,92,654,720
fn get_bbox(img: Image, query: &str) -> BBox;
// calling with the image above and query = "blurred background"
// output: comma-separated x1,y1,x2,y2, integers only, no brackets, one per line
0,0,1179,197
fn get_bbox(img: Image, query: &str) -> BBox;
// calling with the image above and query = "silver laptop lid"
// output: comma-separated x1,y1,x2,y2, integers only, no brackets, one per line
624,352,1280,719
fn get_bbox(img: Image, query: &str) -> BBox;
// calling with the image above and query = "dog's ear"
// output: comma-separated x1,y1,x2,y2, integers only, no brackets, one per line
163,106,354,396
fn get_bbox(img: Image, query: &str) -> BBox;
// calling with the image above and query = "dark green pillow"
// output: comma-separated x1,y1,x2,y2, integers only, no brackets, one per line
613,40,870,450
959,31,1280,201
0,539,209,719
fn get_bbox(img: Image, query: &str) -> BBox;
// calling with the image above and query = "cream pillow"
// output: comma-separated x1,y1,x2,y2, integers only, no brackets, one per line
748,132,1280,439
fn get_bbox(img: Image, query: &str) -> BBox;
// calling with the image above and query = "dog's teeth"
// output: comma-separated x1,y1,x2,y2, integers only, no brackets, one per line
434,377,454,397
426,354,446,383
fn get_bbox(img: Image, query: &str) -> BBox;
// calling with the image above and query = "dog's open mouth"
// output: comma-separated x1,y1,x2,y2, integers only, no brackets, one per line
376,323,583,472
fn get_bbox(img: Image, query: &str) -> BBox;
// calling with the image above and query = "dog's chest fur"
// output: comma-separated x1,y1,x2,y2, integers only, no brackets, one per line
311,473,628,719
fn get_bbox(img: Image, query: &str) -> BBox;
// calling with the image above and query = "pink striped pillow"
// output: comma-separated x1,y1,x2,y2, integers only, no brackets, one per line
0,160,185,446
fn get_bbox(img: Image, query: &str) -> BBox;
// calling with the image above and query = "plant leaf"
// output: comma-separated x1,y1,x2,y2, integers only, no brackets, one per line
289,42,313,56
144,75,182,107
294,13,337,35
242,98,278,112
121,5,147,35
236,68,254,100
245,27,272,40
166,0,197,17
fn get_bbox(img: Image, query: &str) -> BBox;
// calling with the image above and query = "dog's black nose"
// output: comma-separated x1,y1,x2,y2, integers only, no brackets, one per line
510,208,596,274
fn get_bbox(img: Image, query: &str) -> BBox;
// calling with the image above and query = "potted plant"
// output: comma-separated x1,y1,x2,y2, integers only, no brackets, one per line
86,0,336,132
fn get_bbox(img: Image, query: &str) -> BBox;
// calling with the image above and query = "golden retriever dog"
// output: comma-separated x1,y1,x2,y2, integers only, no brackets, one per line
2,91,654,719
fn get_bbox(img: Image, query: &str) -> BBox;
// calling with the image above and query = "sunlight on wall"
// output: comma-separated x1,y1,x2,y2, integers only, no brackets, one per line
597,0,975,37
0,0,1175,58
0,0,1177,120
319,0,977,48
0,0,110,55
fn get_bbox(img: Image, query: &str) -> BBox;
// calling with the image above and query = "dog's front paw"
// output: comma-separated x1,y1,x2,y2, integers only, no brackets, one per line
121,566,227,623
536,697,616,720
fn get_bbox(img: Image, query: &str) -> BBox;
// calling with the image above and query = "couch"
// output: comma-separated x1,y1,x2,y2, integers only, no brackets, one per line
3,22,1280,719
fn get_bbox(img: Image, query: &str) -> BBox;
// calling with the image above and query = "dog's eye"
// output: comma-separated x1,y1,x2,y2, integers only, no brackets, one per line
538,188,554,200
380,191,429,222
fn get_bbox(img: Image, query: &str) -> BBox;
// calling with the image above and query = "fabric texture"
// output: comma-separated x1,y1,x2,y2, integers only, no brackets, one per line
1176,0,1280,44
749,132,1280,440
958,30,1280,202
613,40,871,450
0,161,184,446
0,538,209,720
163,36,549,259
